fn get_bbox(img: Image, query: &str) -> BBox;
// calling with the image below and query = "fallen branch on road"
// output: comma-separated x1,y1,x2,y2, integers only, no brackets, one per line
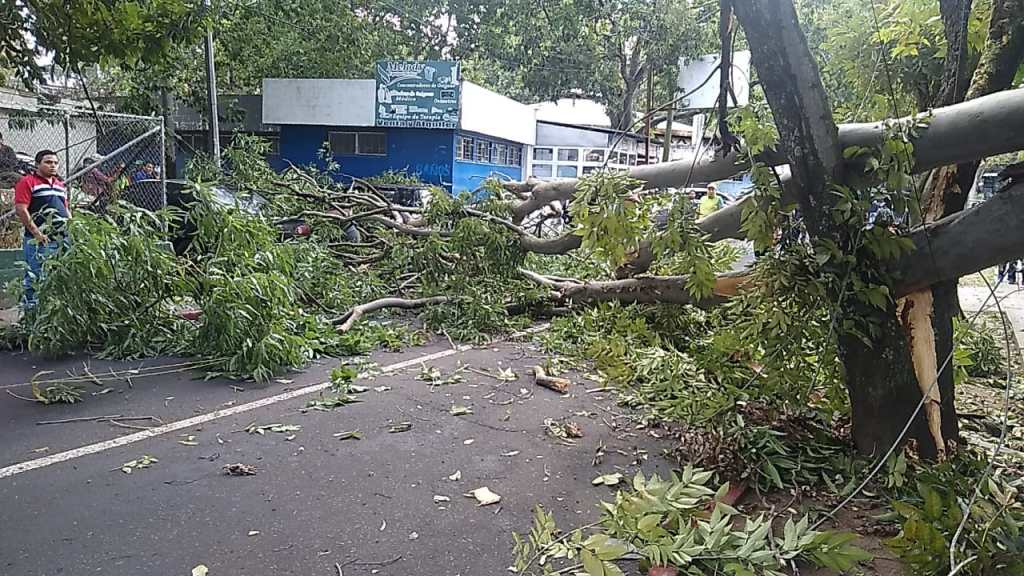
334,296,452,332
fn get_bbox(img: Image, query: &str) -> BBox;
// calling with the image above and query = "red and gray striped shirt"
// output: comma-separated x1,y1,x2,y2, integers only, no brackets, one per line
14,172,69,236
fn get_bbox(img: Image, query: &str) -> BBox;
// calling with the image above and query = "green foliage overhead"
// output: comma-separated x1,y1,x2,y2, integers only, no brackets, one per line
3,0,206,87
465,0,709,129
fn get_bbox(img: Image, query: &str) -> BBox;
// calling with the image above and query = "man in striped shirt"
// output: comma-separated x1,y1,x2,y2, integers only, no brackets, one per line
13,150,70,308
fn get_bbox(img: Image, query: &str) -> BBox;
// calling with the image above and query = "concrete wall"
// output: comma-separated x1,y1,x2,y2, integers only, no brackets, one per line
263,79,376,127
277,125,453,187
460,82,536,145
535,122,611,148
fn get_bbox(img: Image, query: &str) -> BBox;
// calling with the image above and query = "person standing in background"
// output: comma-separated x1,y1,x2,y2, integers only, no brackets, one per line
697,182,725,219
13,150,70,309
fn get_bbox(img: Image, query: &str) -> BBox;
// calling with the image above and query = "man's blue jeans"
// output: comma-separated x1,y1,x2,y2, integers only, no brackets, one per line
22,236,62,309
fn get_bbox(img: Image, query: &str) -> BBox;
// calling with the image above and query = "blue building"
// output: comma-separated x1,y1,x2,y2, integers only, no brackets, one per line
262,77,534,195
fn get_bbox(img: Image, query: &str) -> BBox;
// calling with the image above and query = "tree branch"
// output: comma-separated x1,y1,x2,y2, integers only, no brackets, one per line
509,88,1024,226
334,296,452,332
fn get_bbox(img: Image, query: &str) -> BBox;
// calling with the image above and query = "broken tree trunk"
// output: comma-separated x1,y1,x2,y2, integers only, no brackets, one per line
732,0,937,457
894,0,976,459
533,365,571,394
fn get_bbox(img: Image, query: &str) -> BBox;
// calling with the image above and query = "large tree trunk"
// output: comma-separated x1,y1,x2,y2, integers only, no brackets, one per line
916,0,1024,455
732,0,940,456
509,88,1024,232
839,301,934,457
899,0,976,458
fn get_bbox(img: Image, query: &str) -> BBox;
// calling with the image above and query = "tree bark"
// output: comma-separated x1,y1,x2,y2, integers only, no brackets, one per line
898,0,977,459
732,0,936,457
838,301,933,457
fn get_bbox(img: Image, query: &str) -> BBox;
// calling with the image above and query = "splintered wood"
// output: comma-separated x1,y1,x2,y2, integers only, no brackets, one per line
532,365,571,394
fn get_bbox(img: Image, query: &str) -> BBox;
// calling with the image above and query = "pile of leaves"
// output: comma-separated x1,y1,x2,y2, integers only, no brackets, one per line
883,454,1024,576
536,249,853,493
512,466,871,576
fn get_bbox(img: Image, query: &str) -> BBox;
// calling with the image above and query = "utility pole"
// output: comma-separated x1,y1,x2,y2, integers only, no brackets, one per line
645,67,653,165
203,0,221,160
160,88,178,178
662,100,675,163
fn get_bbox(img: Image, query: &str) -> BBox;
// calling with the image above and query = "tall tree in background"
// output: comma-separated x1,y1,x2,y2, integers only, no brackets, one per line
467,0,707,130
1,0,206,88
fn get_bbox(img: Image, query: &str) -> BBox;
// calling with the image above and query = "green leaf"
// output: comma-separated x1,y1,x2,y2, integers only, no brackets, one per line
581,549,605,576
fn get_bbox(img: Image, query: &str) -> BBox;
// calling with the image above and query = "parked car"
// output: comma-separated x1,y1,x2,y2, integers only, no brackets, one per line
96,179,316,255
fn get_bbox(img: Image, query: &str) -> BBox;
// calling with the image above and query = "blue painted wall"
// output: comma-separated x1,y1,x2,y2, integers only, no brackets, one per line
451,131,524,197
277,125,454,187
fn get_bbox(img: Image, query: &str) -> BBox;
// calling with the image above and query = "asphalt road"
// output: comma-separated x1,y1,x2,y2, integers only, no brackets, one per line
0,330,676,576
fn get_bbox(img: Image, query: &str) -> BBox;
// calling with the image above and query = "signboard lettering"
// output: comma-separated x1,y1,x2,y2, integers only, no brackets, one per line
376,60,461,129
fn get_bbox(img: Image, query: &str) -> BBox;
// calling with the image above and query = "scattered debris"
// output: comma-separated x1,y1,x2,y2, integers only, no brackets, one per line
275,379,294,385
247,530,260,537
379,519,387,531
544,418,584,443
417,365,465,386
532,365,571,394
119,455,158,474
433,495,451,503
501,450,521,457
408,531,419,540
465,486,502,506
592,473,623,486
305,393,360,411
192,565,209,576
222,463,257,476
463,439,475,445
178,435,199,446
334,430,363,440
373,386,391,392
388,422,413,433
592,441,606,466
30,446,49,453
466,366,519,382
449,404,473,416
244,422,301,435
448,470,462,481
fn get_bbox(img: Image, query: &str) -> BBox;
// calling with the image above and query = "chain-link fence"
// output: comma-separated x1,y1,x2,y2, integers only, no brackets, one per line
1,106,166,245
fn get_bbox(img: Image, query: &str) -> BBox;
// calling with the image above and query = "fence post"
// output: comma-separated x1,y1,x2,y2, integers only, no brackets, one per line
62,112,70,176
160,115,167,210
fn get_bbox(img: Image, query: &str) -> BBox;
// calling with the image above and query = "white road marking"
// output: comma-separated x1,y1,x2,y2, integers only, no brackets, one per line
0,346,470,480
0,324,550,480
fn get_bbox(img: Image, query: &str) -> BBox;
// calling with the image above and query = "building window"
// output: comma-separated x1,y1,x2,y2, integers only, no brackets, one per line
494,143,507,165
582,166,599,175
266,136,281,156
557,165,578,178
533,147,553,161
456,136,474,160
557,148,579,162
511,147,522,167
329,131,386,156
584,149,605,163
329,132,357,155
532,164,553,178
475,140,490,162
358,132,387,155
